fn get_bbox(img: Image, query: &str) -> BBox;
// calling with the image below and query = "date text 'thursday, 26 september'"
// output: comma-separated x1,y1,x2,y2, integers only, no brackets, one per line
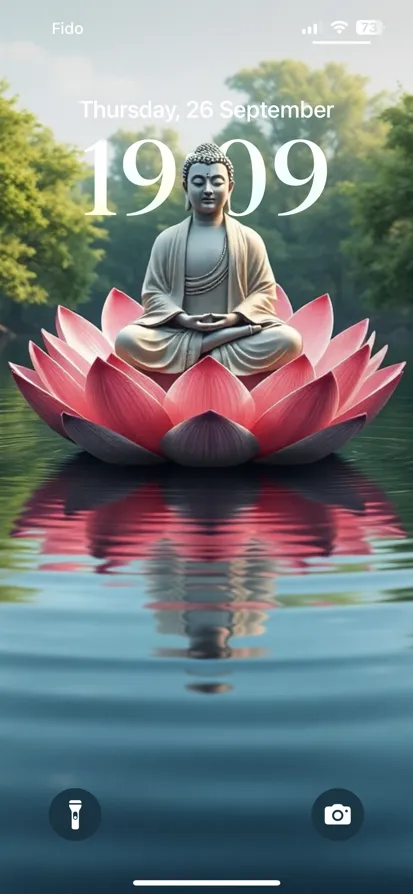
79,100,334,123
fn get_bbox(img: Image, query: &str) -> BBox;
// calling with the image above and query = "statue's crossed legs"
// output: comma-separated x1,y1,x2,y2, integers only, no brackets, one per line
200,323,302,375
115,321,302,376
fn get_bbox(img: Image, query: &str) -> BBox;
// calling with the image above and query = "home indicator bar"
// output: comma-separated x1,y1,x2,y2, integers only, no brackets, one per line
132,883,282,888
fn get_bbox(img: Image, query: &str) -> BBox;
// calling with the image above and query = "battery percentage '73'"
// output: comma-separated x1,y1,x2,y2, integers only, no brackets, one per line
356,20,384,34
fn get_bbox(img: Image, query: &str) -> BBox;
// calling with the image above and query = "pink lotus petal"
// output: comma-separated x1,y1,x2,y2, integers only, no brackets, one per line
163,356,255,428
250,354,314,422
345,362,405,408
257,415,367,465
42,330,90,376
61,414,164,465
29,342,89,416
85,358,171,453
252,372,338,457
101,288,143,345
8,363,43,388
40,332,86,386
56,306,111,363
160,411,259,467
315,319,369,376
335,363,406,424
28,341,85,411
106,353,165,405
288,294,334,366
333,344,371,410
274,283,293,320
9,365,75,438
365,331,376,352
365,345,388,377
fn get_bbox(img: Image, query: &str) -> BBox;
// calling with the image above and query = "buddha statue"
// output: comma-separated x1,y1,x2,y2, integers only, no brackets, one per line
115,142,303,376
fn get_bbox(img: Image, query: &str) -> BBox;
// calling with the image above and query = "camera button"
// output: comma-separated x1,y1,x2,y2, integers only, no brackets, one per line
311,788,364,840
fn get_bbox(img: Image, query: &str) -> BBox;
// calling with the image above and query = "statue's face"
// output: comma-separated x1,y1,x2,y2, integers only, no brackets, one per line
186,162,233,215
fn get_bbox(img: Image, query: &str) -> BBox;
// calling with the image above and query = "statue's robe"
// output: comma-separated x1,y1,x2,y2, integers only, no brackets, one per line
115,213,302,375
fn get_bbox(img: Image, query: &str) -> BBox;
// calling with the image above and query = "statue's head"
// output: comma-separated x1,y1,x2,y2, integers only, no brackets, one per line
182,142,235,215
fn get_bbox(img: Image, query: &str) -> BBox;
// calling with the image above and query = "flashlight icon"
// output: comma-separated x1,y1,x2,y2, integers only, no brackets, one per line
69,799,82,830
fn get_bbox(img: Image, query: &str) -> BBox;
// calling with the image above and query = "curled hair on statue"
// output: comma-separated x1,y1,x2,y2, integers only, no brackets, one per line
182,141,235,188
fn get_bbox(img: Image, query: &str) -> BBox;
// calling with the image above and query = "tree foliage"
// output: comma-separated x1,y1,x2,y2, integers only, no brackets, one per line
347,93,413,313
0,81,103,327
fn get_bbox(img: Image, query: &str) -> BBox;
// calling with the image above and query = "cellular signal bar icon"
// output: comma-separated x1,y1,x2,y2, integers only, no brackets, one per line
302,23,318,34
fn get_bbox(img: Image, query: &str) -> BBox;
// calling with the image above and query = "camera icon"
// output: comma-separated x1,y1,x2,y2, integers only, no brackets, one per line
324,804,352,825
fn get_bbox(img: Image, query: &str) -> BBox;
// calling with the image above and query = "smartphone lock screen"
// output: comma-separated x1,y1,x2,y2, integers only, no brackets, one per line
0,1,412,891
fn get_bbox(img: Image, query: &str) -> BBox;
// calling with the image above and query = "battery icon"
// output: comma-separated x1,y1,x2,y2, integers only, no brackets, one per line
356,20,384,35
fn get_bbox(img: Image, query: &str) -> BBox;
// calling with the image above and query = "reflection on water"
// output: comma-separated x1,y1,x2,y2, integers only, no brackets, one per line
10,457,406,673
2,354,413,892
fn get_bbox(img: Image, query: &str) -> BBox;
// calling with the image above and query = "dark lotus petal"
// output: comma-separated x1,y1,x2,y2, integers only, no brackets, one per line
160,410,259,467
256,415,366,465
61,414,165,465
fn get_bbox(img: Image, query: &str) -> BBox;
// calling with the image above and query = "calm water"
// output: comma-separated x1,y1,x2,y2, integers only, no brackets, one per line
1,339,413,894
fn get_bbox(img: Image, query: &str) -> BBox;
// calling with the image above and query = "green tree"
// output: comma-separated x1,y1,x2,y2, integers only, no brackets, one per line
0,80,103,331
347,93,413,314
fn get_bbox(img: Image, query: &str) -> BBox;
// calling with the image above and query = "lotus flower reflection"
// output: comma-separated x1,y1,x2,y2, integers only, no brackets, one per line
10,286,405,467
12,459,405,576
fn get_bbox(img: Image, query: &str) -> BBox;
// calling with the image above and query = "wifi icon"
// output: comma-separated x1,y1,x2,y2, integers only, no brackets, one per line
331,20,348,34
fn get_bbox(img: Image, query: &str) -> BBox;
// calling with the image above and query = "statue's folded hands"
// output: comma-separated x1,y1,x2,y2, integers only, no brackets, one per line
175,311,247,333
175,312,229,332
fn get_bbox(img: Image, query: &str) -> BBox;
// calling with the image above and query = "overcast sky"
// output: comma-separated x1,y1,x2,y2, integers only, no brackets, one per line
1,0,412,152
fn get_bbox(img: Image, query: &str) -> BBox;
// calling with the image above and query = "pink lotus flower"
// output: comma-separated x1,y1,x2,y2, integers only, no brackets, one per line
10,286,405,467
